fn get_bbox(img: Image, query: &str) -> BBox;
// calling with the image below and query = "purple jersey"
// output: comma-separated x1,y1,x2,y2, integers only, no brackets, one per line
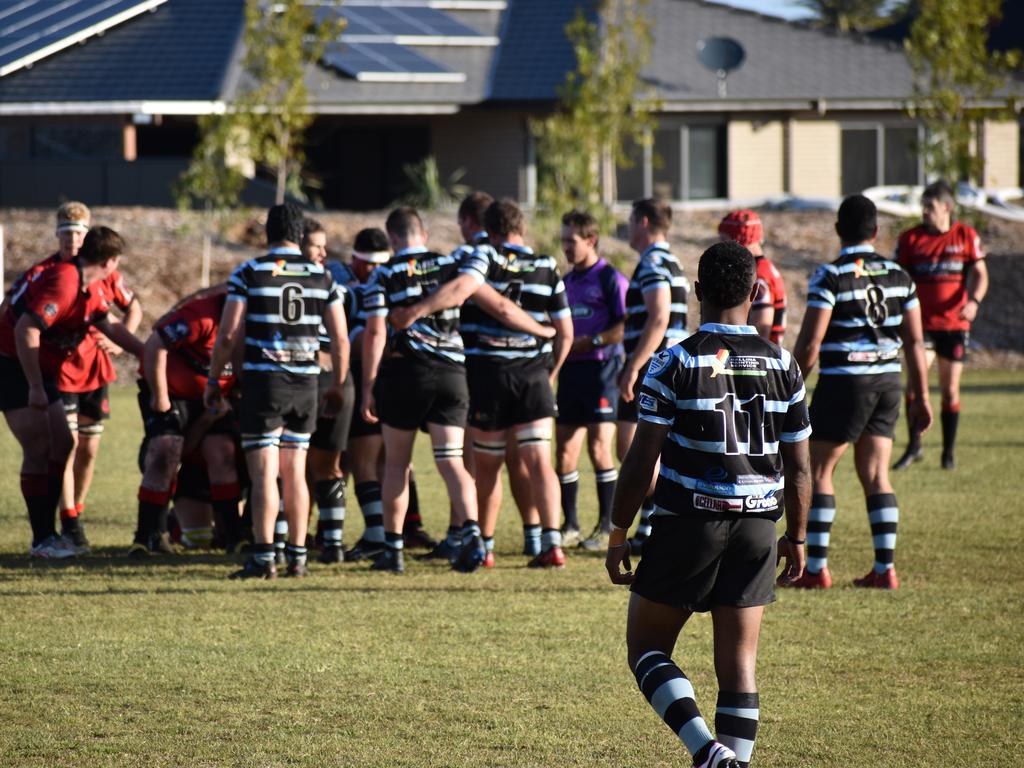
564,258,629,362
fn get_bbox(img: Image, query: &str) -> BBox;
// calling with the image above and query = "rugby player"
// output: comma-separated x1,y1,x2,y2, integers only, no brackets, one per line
206,203,348,580
555,209,628,551
893,180,988,471
607,240,811,768
0,226,143,557
130,284,242,556
791,194,932,590
618,198,689,555
718,209,786,345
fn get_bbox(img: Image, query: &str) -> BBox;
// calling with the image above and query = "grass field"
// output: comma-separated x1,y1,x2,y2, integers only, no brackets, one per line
0,370,1021,767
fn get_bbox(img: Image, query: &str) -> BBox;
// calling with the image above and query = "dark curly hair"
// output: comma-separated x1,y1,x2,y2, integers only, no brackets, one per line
266,203,305,245
697,240,756,309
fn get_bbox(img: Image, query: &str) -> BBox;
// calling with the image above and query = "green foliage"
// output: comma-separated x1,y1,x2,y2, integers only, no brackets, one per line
531,0,658,251
395,156,469,210
906,0,1021,183
175,113,247,214
795,0,892,32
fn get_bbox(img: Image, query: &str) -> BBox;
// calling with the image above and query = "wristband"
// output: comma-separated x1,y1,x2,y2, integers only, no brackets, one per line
783,532,805,546
592,333,604,347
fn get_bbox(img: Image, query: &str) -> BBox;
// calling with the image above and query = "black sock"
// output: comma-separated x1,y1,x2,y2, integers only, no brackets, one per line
136,487,170,546
21,473,55,545
385,530,404,551
595,468,617,531
559,471,579,530
941,408,960,455
210,482,243,544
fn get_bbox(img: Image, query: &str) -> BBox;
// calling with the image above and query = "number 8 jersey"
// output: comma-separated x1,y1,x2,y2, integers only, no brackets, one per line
226,246,341,376
637,323,811,521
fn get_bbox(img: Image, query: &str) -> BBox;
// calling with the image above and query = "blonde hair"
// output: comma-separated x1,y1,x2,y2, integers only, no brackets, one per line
56,201,91,230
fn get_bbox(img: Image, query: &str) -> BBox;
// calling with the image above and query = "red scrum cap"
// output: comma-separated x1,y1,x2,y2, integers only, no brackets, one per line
718,209,763,247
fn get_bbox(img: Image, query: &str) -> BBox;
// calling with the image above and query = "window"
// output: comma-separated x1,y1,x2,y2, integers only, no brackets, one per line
616,123,726,201
841,123,922,195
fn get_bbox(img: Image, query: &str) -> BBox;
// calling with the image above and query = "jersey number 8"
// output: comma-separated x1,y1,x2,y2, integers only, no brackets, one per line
280,283,305,324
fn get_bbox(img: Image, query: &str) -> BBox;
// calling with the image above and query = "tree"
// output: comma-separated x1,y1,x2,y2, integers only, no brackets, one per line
532,0,658,236
906,0,1020,183
796,0,891,32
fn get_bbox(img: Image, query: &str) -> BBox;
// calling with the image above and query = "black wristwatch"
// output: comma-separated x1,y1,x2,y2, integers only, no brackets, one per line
592,333,604,347
783,532,806,546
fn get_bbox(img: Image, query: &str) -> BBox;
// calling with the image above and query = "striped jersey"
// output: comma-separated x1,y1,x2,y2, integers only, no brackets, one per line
318,261,359,353
806,245,919,380
637,323,811,521
458,242,570,361
226,247,341,376
623,241,689,357
363,246,465,366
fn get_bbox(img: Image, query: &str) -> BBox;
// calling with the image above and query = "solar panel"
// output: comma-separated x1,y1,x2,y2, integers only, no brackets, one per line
333,5,497,45
322,41,466,83
0,0,167,77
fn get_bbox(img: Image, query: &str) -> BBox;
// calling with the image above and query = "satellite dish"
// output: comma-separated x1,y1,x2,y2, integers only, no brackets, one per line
697,36,745,97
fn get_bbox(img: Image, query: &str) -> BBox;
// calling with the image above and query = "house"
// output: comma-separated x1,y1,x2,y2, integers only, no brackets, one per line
0,0,1019,209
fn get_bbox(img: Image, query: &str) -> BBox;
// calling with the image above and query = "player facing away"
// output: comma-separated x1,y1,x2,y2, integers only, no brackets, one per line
617,198,689,555
717,210,787,345
555,209,628,551
607,240,811,768
791,195,932,590
206,203,349,580
0,227,144,557
893,180,988,471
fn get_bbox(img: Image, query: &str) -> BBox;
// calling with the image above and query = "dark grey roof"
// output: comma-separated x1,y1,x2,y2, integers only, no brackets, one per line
0,0,243,104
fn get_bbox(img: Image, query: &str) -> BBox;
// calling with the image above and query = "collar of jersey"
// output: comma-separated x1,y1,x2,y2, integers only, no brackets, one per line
838,244,876,257
268,247,302,257
699,322,757,335
472,231,488,244
641,241,671,259
395,246,429,258
501,242,534,256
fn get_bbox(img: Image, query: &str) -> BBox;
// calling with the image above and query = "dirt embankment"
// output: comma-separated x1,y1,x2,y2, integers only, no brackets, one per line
2,206,1021,370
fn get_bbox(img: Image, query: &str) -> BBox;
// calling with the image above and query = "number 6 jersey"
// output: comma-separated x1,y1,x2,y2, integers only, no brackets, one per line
637,323,811,521
226,246,341,376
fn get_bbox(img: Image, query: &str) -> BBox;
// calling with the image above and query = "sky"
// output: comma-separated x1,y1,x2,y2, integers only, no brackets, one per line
705,0,814,21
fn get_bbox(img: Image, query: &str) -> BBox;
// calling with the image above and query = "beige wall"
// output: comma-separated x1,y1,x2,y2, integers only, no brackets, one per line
788,119,841,198
727,119,785,198
982,119,1020,190
431,111,528,201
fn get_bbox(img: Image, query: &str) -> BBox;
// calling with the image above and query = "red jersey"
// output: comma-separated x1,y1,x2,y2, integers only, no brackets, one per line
752,256,787,345
896,221,984,331
152,290,235,400
0,262,112,376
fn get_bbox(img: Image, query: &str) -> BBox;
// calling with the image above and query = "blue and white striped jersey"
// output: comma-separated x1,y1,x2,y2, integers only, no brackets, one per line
457,242,570,361
638,323,811,521
807,245,919,380
317,260,359,353
226,247,341,377
362,246,465,366
623,241,689,357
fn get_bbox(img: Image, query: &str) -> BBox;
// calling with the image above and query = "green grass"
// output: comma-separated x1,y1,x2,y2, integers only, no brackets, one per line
0,370,1021,767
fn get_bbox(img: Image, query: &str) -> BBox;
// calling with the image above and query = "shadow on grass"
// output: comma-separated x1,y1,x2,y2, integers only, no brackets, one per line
957,381,1024,394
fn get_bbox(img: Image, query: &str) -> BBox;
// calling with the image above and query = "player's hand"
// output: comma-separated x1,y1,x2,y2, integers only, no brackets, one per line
361,387,379,424
605,529,635,585
27,383,49,411
618,366,639,403
150,394,173,414
910,396,933,434
536,325,556,340
959,299,979,322
388,306,419,331
321,384,344,418
203,381,224,411
97,335,123,356
776,535,805,586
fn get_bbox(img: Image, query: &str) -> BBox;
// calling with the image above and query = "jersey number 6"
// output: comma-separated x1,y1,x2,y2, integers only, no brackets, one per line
281,283,305,324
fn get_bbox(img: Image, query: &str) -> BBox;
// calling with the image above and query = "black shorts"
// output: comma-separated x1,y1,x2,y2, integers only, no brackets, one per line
175,457,211,503
925,330,969,362
467,356,555,432
239,372,318,443
60,385,110,422
310,372,356,452
0,353,59,412
375,355,468,431
348,359,382,440
809,375,901,444
137,380,238,439
616,356,650,424
556,357,621,425
631,515,778,612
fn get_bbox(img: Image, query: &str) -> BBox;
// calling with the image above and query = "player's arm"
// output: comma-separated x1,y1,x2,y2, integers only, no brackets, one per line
204,298,245,409
13,314,49,410
793,306,831,380
961,259,988,322
93,316,144,358
606,419,669,585
389,273,477,331
548,314,574,384
471,283,557,339
322,301,349,416
618,286,669,402
778,439,811,584
360,314,387,424
899,304,933,434
142,333,172,412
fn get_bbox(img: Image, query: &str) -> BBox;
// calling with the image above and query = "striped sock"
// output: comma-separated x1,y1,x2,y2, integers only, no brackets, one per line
461,520,481,543
633,651,714,759
523,524,541,557
285,543,307,568
635,498,654,540
252,543,275,567
315,478,345,550
867,493,898,574
715,691,759,767
541,527,562,551
445,526,461,549
559,471,579,530
595,468,618,531
483,536,495,553
806,493,836,574
273,506,288,559
385,530,404,551
355,482,384,544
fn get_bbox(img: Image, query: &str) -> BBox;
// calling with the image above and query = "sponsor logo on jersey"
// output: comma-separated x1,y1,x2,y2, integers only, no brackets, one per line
694,494,743,513
744,495,779,512
710,349,729,377
271,260,312,277
43,303,57,318
638,393,658,411
852,259,889,279
648,349,673,376
710,350,766,378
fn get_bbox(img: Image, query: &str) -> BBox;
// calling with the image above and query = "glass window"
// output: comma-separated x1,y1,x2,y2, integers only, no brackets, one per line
616,134,645,202
884,126,918,185
841,128,878,195
688,125,724,199
31,125,121,160
652,128,681,201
